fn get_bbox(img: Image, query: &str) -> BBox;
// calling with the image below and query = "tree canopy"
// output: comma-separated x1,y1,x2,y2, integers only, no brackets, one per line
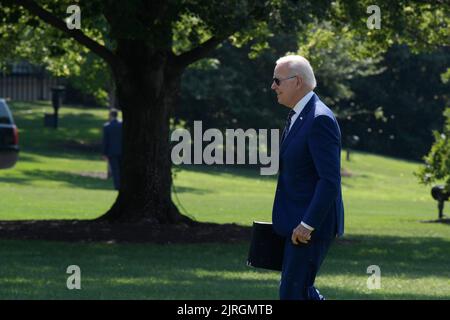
0,0,448,223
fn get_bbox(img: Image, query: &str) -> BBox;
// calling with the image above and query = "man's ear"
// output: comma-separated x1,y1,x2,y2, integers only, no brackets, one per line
297,76,303,89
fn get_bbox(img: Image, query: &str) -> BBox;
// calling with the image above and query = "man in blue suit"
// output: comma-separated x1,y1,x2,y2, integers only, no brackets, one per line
102,109,123,190
271,55,344,300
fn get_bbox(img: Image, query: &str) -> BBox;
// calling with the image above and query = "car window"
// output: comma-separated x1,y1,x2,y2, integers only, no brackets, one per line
0,101,12,124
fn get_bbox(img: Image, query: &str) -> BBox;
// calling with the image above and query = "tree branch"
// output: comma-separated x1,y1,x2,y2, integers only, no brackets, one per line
174,36,226,69
173,2,265,69
14,0,118,67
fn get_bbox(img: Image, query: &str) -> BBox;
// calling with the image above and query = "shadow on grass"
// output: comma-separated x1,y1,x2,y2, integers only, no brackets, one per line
0,234,448,299
316,285,450,300
0,176,33,185
341,174,370,189
325,234,450,279
1,168,210,193
16,111,105,161
18,169,112,190
176,164,278,181
420,218,450,225
172,185,213,195
14,153,43,164
179,164,370,185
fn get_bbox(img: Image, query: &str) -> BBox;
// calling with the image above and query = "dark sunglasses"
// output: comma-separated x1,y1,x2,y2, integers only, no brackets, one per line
272,75,297,86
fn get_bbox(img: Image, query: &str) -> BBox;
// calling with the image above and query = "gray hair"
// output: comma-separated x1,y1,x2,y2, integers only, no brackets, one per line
276,55,317,89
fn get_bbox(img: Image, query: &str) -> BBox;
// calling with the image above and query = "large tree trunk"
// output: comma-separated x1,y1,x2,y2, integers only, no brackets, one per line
97,43,191,224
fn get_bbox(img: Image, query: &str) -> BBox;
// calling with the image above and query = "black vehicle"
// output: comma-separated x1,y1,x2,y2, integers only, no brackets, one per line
0,99,19,169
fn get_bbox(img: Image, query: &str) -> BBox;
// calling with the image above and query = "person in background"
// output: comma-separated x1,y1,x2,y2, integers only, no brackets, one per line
102,109,122,190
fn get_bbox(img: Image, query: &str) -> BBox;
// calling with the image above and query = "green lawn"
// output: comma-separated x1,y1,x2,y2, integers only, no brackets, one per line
0,101,449,299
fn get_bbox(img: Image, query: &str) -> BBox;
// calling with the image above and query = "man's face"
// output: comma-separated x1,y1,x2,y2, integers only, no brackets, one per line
271,63,299,108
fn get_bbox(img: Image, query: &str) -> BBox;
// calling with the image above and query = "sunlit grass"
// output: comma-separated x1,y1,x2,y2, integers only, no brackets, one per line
0,101,448,299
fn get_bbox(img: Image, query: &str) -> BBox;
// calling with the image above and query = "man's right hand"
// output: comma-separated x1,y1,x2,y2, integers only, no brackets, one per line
291,224,312,245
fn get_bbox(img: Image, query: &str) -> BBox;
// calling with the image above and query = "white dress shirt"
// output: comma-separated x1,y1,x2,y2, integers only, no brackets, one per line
287,91,315,232
288,91,314,131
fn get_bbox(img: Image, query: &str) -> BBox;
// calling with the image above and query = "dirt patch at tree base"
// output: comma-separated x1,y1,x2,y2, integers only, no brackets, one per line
0,220,252,244
0,220,358,245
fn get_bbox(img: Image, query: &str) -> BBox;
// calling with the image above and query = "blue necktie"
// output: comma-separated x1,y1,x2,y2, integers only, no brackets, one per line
281,109,296,143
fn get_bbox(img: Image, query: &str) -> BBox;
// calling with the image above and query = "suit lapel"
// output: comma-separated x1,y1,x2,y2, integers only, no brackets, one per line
280,93,316,154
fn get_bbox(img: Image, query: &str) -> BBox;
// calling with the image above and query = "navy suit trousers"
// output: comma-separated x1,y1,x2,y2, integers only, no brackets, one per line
279,238,333,300
108,156,122,190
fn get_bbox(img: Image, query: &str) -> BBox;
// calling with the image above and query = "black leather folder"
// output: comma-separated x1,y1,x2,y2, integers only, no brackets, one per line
247,221,285,271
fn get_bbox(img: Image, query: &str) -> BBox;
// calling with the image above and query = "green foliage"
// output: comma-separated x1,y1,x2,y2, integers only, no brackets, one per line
1,0,449,156
172,12,213,55
296,21,383,108
0,0,112,105
178,20,385,131
178,39,287,130
442,68,450,84
65,52,111,107
1,0,447,108
330,0,450,53
341,45,450,160
416,108,450,191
